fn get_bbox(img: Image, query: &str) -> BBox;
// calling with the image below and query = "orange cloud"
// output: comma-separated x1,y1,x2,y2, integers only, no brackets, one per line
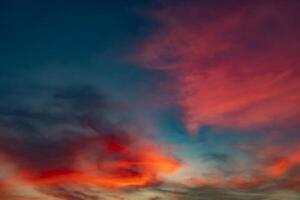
267,147,300,178
2,133,180,190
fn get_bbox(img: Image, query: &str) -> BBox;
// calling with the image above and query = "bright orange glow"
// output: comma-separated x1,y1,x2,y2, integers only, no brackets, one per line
22,153,180,188
9,134,181,189
268,148,300,177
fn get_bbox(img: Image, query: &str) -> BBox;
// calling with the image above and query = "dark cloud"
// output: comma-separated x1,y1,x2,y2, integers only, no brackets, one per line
40,186,101,200
148,197,162,200
0,85,109,171
204,153,229,163
200,152,237,178
157,185,300,200
0,84,180,200
0,85,108,139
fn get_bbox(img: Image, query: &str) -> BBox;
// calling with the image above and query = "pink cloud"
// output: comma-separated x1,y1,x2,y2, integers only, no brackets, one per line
134,1,300,134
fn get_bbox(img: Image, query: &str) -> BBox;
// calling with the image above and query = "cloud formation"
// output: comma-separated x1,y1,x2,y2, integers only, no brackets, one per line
0,85,180,199
131,1,300,195
134,0,300,133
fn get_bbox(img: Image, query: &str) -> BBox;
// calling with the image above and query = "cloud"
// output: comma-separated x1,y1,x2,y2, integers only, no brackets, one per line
39,186,100,200
35,133,178,188
0,85,181,199
203,153,229,163
131,0,300,190
155,184,300,200
133,0,300,134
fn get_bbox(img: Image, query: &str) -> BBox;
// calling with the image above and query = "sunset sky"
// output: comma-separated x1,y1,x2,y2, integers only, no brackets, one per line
0,0,300,199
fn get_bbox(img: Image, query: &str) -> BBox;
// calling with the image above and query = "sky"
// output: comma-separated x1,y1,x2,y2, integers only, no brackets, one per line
0,0,300,199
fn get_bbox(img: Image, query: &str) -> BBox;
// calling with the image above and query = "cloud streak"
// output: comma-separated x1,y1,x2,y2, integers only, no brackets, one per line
134,0,300,133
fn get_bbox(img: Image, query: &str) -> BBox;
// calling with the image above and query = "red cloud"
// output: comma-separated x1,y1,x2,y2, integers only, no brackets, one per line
134,1,300,134
0,132,181,190
187,176,264,189
267,147,300,178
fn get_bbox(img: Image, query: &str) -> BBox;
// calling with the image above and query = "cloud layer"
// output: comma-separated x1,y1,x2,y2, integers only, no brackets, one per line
135,0,300,133
0,85,180,199
132,0,300,197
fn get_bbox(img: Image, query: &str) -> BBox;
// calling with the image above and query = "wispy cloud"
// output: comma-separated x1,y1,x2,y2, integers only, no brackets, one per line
134,0,300,134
